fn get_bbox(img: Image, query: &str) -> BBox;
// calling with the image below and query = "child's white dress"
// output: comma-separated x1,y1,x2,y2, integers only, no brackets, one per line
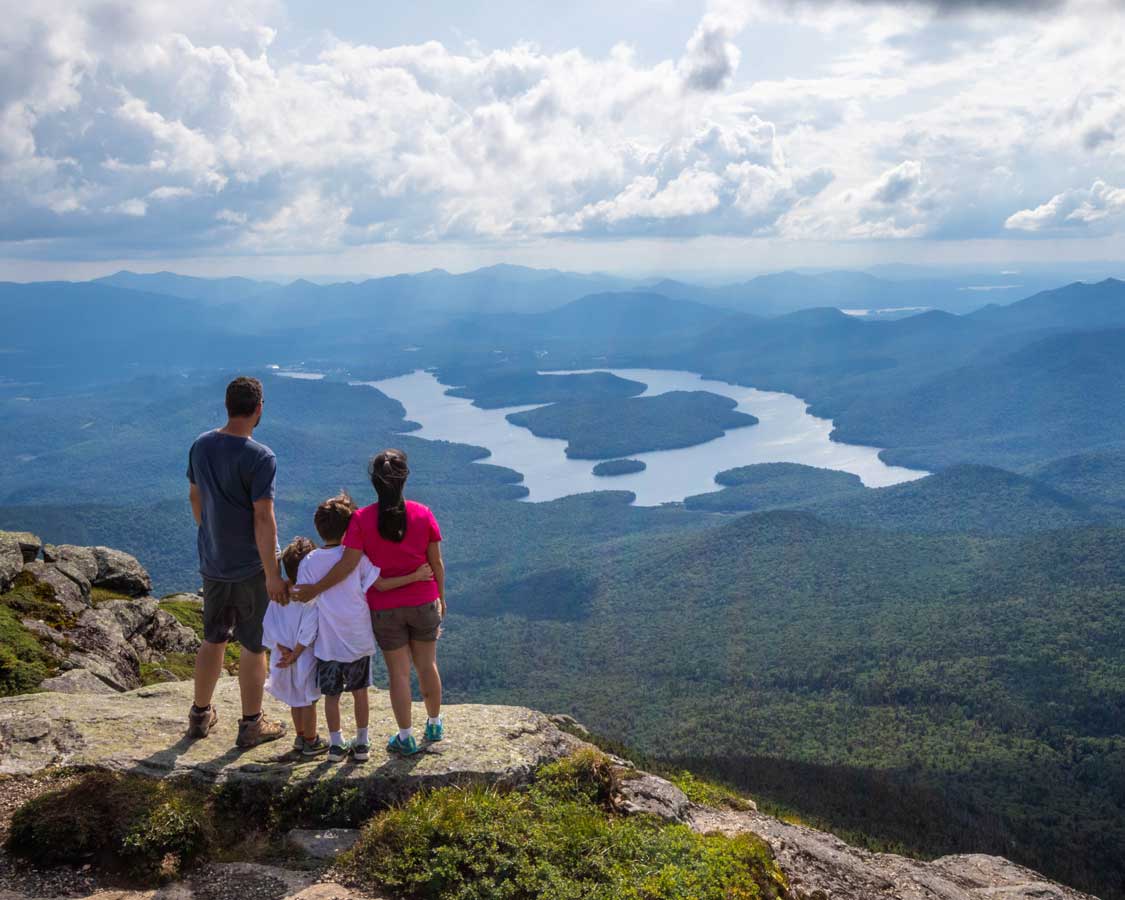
263,597,320,707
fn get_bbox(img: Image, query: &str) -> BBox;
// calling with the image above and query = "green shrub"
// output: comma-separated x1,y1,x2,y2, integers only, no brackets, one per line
339,751,790,900
666,771,756,812
139,652,196,685
159,599,240,673
0,604,55,695
7,772,214,883
90,587,132,605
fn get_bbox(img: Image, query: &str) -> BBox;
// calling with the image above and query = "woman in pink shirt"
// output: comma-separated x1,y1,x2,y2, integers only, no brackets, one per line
292,449,445,756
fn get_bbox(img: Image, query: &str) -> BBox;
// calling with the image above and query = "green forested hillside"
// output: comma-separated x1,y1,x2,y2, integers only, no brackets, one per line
438,511,1125,897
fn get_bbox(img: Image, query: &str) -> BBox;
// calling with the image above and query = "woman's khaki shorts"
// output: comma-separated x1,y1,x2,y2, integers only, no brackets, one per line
371,601,442,652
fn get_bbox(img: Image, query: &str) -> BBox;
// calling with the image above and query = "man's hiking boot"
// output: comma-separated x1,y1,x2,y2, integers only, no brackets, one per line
236,713,286,748
187,704,217,739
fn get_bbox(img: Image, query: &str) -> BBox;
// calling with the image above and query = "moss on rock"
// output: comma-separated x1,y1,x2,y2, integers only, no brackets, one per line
0,604,56,696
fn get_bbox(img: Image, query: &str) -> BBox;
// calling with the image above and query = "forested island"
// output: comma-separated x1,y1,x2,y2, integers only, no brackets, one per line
506,391,758,459
593,459,647,477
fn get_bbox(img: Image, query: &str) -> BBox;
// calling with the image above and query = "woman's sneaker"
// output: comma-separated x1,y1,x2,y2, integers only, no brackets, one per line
386,734,421,756
424,719,444,742
351,742,370,762
302,735,330,757
327,740,351,763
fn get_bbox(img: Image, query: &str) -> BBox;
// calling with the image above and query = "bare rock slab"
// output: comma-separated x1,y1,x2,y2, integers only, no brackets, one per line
287,828,361,860
689,807,1099,900
0,680,583,810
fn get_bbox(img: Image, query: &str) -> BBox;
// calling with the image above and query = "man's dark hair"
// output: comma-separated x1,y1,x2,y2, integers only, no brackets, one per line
315,491,357,543
281,536,315,582
226,376,263,418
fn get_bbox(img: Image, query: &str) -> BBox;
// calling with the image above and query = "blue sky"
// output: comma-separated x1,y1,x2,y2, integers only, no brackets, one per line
1,0,1123,279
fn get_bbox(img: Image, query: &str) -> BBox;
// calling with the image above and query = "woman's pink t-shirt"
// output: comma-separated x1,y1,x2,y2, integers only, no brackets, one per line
343,500,442,611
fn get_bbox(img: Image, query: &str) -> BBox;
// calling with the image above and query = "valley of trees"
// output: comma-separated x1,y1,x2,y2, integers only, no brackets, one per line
3,269,1125,898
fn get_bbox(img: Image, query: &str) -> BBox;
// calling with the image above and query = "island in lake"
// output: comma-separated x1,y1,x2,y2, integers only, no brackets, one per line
593,458,647,477
506,390,759,459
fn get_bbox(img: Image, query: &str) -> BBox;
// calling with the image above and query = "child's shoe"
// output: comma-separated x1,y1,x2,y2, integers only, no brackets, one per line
387,733,421,756
292,735,306,753
327,740,351,763
351,742,370,762
424,718,444,742
302,735,330,757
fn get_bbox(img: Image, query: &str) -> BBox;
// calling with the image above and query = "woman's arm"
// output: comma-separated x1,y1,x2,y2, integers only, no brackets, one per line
291,547,363,602
374,563,433,592
427,541,446,618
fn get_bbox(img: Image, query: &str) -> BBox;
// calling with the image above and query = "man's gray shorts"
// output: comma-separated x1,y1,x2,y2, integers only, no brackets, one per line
202,571,269,653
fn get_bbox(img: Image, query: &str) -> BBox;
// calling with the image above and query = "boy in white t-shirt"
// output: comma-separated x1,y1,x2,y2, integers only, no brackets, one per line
263,537,326,756
298,492,429,763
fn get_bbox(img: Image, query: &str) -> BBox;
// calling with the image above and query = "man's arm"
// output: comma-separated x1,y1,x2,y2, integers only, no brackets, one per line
253,497,287,603
189,483,202,526
291,547,363,602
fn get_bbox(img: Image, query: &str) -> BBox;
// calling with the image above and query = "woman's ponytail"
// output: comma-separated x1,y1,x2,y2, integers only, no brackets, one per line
370,448,410,542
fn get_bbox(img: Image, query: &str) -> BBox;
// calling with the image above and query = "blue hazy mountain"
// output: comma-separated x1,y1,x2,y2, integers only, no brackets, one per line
94,271,274,303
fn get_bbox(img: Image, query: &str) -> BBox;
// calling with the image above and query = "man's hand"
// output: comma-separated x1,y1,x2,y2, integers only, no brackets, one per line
412,563,434,583
266,572,289,605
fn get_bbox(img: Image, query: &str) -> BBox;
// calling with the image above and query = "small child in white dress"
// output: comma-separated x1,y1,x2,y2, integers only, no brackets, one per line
263,537,327,756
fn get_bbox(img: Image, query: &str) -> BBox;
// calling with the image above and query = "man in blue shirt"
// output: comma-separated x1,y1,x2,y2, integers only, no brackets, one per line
186,376,287,748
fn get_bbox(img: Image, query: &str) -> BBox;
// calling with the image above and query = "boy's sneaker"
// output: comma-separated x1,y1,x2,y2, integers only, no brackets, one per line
236,714,286,749
327,740,351,763
387,733,421,756
424,719,444,742
351,742,370,762
187,704,217,739
302,735,330,757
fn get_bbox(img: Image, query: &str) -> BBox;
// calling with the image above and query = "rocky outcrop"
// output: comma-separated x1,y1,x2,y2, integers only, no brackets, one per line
4,539,196,693
689,807,1096,900
0,682,1100,900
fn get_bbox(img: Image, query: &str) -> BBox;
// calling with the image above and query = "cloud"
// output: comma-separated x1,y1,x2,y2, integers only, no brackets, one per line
679,10,747,91
1004,180,1125,232
0,0,1123,261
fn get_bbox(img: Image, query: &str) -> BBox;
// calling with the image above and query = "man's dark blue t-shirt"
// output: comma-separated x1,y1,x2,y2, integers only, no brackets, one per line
187,430,277,582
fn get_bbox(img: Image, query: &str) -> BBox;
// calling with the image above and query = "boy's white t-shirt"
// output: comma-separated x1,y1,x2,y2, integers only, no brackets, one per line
297,545,379,663
262,597,320,707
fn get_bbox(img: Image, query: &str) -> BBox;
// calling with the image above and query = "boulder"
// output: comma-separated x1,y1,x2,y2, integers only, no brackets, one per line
0,533,22,592
91,546,152,597
96,598,199,660
39,669,118,694
43,544,98,582
0,529,42,562
63,607,143,691
20,561,88,616
612,770,692,823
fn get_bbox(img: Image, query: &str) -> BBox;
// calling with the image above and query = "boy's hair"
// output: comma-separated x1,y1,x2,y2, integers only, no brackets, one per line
226,376,263,418
281,536,316,582
314,491,357,543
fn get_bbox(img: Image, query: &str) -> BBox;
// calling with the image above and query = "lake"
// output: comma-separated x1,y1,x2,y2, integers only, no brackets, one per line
352,368,927,506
